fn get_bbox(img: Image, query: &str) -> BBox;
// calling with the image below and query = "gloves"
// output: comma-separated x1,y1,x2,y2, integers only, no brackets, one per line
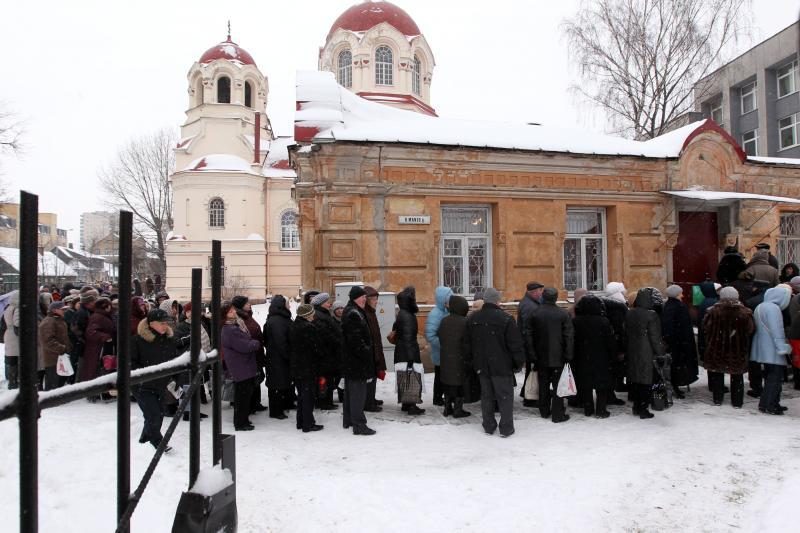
377,370,386,381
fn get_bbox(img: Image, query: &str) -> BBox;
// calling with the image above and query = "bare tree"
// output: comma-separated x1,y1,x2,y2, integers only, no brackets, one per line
0,103,24,200
99,128,176,274
563,0,751,139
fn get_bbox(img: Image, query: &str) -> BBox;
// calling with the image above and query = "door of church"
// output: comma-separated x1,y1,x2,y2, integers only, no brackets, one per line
673,211,719,301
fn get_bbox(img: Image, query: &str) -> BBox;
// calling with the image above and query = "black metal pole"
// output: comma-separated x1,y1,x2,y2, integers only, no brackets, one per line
211,240,222,465
116,211,133,532
189,268,201,487
18,191,39,533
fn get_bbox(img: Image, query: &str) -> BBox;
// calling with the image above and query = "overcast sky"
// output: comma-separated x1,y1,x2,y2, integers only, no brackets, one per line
1,0,798,246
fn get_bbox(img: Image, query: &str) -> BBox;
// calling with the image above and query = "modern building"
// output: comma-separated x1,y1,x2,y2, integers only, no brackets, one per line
694,22,800,159
80,211,116,251
0,203,68,250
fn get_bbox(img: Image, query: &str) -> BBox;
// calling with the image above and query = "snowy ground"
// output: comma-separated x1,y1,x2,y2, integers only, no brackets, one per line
0,302,798,532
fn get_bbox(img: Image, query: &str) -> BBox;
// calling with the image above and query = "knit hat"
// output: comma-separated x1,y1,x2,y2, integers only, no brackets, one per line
147,308,169,323
483,287,501,304
665,285,683,298
49,301,65,312
363,286,379,298
526,281,544,291
605,282,627,303
331,301,345,313
80,290,99,305
310,292,330,306
296,303,314,318
790,276,800,292
719,286,739,301
231,295,249,309
349,286,367,300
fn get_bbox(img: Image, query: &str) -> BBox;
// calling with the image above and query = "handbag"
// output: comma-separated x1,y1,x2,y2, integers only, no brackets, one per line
102,354,118,372
523,370,539,400
56,353,74,377
386,329,397,345
396,365,423,404
556,363,577,397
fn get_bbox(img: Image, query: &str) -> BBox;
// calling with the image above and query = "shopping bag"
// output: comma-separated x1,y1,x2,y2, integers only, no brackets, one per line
395,364,423,404
556,363,577,397
221,379,235,403
56,353,74,377
523,370,538,400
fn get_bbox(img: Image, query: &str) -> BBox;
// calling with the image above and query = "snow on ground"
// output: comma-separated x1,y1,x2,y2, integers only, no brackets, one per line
0,366,799,532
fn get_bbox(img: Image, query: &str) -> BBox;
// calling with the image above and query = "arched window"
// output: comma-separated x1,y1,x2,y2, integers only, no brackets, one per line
244,81,253,108
412,55,422,96
338,50,352,88
217,76,231,103
280,210,299,250
209,198,225,227
375,46,393,86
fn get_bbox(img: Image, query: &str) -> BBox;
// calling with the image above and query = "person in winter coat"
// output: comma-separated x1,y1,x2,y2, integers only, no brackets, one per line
716,246,747,285
363,287,387,411
173,301,212,420
232,295,268,414
62,295,80,385
696,281,719,361
144,277,154,297
755,242,780,270
529,287,574,423
517,281,543,407
395,286,425,415
311,292,342,410
80,297,116,385
750,287,792,415
289,304,324,432
703,287,754,407
463,288,524,437
780,263,799,283
661,285,698,397
331,301,345,321
572,295,616,418
131,308,180,451
133,278,143,297
626,288,665,419
221,301,262,431
787,277,800,391
436,294,471,418
131,296,148,336
425,285,453,406
745,249,779,288
603,282,629,398
3,290,20,389
263,295,293,419
37,301,71,390
341,286,377,436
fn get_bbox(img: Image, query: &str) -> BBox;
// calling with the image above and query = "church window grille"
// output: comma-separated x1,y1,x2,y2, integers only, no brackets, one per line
209,198,225,228
338,50,352,88
281,210,299,250
375,46,393,86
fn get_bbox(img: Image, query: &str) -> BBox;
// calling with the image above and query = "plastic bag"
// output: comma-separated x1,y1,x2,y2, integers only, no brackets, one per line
523,370,538,400
692,285,704,306
556,363,577,397
395,362,425,404
56,353,74,377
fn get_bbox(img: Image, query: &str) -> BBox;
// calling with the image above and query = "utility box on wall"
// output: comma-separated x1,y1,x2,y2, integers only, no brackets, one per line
335,282,396,368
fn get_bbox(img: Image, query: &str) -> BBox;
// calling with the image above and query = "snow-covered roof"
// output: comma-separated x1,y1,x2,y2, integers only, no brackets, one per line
747,155,800,166
296,71,709,159
184,154,253,173
262,136,297,178
662,189,800,205
0,246,77,277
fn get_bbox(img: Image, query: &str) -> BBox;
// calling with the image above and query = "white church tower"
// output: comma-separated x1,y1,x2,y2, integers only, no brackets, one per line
166,31,301,301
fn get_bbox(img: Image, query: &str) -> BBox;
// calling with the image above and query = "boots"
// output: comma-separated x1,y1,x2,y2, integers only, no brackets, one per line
5,360,19,389
452,398,471,418
443,397,454,417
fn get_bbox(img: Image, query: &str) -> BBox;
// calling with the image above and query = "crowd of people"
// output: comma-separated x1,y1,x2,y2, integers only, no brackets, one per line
1,241,798,446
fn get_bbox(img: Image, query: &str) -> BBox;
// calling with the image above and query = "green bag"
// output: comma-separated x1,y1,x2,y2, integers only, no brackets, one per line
692,285,704,306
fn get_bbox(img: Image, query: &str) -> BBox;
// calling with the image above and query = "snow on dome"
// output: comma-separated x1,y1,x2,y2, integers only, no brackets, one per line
185,154,252,173
327,1,421,40
199,36,257,66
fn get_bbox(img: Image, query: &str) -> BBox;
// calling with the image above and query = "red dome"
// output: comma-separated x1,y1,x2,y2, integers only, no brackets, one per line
327,1,421,40
199,36,257,66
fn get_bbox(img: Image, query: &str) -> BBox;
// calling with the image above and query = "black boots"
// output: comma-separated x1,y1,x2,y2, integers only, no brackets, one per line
452,398,471,418
443,398,454,417
5,360,18,390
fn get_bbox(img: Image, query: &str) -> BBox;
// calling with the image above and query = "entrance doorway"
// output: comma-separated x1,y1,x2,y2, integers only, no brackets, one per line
672,211,719,296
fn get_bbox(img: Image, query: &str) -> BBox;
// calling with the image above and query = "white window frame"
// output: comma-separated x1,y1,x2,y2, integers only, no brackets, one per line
778,213,800,266
777,59,798,99
439,206,492,297
563,208,608,293
208,198,225,228
742,129,758,156
740,81,757,115
206,256,226,288
280,210,300,251
337,49,352,88
412,56,421,96
779,113,799,151
375,46,393,86
709,99,724,127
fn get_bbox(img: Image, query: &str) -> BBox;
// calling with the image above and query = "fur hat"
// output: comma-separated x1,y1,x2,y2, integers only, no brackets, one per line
605,282,627,303
483,287,501,304
363,286,379,298
349,286,367,300
80,290,99,305
296,303,314,318
665,285,683,298
147,308,170,323
310,292,330,306
231,295,249,309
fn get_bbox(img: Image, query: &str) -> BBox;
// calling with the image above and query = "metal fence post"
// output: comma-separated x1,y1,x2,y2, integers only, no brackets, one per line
18,191,39,533
189,268,201,487
117,211,133,533
211,240,222,465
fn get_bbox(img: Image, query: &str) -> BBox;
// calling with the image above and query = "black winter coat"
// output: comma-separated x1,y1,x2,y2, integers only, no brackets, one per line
393,288,421,365
364,304,387,373
289,317,319,380
600,298,628,355
516,292,541,361
341,302,374,380
572,296,616,390
131,318,179,391
463,303,524,377
438,295,469,387
716,252,747,284
263,297,293,390
626,289,665,385
313,305,342,375
661,298,699,386
528,302,574,368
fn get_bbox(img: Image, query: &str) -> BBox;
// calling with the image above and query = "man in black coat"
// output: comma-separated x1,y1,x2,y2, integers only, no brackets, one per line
289,304,323,432
716,246,747,285
131,309,180,451
311,292,342,410
529,287,574,423
341,286,376,436
464,288,525,437
517,282,543,407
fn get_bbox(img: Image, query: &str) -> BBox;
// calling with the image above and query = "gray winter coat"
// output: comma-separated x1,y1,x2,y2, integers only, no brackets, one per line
3,291,20,357
626,288,665,385
744,251,779,287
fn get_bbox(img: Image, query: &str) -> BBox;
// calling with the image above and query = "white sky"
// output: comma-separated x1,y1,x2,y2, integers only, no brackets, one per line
0,0,798,247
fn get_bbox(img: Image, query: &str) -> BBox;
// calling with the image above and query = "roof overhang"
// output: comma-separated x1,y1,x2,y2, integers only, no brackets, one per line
661,190,800,206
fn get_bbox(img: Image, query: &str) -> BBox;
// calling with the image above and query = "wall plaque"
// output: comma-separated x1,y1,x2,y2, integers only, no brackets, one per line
398,215,431,225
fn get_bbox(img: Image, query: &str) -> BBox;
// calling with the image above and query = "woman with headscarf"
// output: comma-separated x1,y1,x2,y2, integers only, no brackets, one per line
395,286,425,415
661,285,699,398
130,296,148,336
750,287,792,415
263,295,293,419
626,288,665,419
437,294,471,418
221,301,261,430
232,295,268,414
